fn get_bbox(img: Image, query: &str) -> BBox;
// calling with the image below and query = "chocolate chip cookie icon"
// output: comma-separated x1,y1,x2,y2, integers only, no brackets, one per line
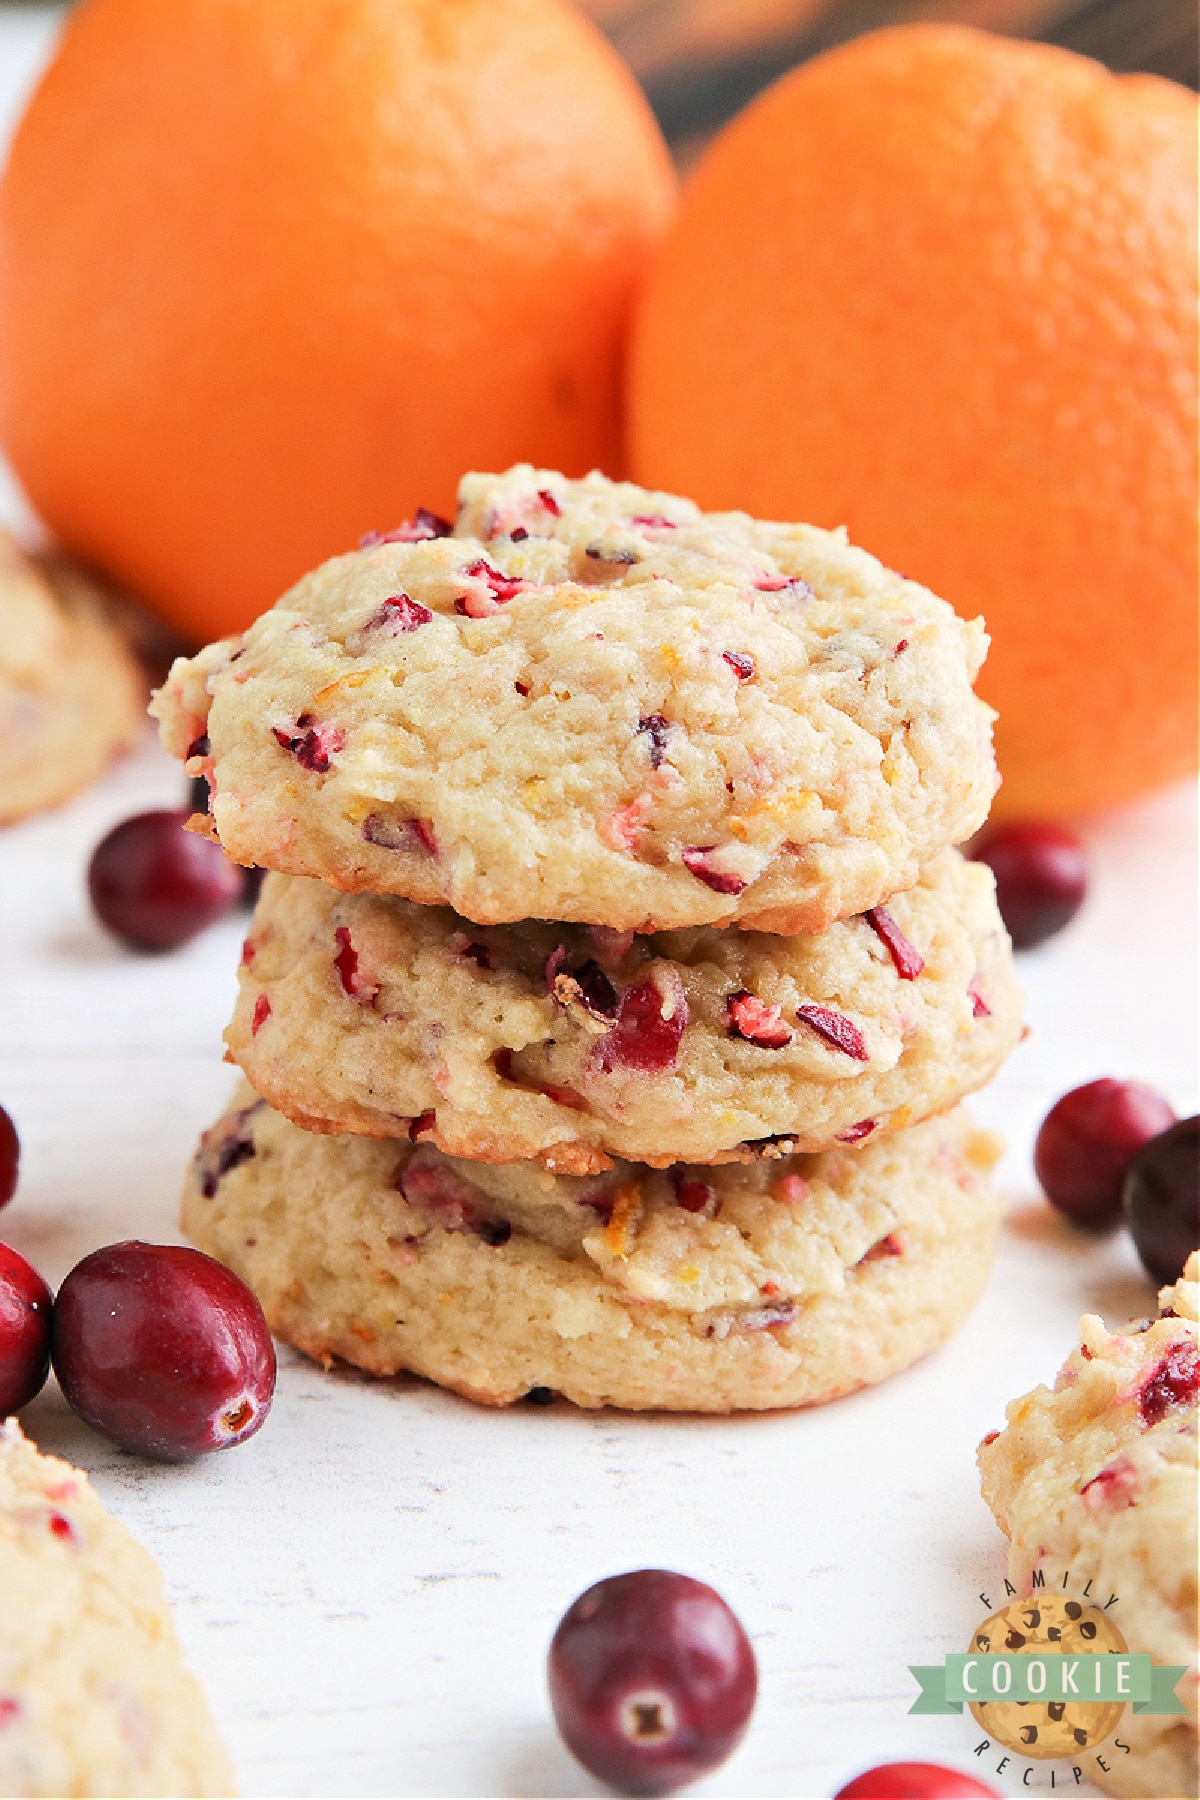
967,1596,1128,1759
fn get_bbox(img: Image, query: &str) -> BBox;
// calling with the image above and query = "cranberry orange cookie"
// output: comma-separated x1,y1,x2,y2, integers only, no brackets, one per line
978,1257,1199,1800
152,466,996,932
184,1089,1002,1412
0,533,145,825
0,1419,233,1797
230,848,1020,1172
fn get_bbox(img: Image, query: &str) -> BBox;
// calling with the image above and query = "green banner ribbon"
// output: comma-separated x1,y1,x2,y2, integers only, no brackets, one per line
908,1656,1188,1715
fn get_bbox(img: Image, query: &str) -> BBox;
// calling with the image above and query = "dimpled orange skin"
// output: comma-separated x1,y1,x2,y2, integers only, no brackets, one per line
0,0,676,642
628,25,1198,819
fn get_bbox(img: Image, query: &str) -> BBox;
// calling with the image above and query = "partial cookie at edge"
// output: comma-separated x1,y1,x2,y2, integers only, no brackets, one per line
978,1256,1199,1800
0,1419,233,1798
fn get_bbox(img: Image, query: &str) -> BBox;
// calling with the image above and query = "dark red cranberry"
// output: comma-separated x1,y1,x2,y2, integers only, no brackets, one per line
0,1243,52,1414
864,906,925,980
796,1004,869,1061
596,981,688,1074
1123,1116,1199,1284
0,1107,18,1209
88,810,244,952
51,1242,275,1461
637,714,671,768
680,847,746,896
1034,1080,1178,1229
1137,1339,1198,1426
272,716,343,772
548,1569,757,1797
969,821,1088,950
835,1764,1000,1799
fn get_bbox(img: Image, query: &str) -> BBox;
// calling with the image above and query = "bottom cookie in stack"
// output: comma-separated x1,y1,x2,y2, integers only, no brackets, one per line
185,1086,1002,1413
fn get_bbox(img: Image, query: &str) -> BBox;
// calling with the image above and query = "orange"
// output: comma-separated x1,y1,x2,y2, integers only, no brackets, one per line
628,25,1198,819
0,0,676,641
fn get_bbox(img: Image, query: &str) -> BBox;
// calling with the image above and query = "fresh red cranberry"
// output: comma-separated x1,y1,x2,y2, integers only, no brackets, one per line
1034,1079,1178,1229
969,821,1088,949
1124,1116,1199,1284
51,1242,275,1461
596,980,688,1073
834,1764,1000,1799
0,1107,18,1209
88,810,244,952
548,1569,757,1796
0,1243,52,1414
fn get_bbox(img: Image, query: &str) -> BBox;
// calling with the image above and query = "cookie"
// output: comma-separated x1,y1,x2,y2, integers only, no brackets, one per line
184,1088,1002,1412
152,465,996,933
0,1419,233,1797
230,847,1020,1172
978,1256,1199,1800
0,533,145,826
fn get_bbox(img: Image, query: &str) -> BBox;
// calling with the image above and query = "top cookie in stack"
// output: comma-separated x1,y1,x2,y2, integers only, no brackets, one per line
153,465,996,934
157,468,1020,1413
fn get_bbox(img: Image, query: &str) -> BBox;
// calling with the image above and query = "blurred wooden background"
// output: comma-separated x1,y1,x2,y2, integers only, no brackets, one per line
579,0,1197,159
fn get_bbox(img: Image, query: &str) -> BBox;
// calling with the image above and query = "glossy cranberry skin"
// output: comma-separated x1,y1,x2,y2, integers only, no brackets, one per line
970,821,1088,950
1034,1079,1178,1229
548,1569,756,1796
835,1764,1000,1799
51,1241,275,1460
0,1242,52,1413
1123,1116,1199,1285
88,809,244,951
0,1107,18,1210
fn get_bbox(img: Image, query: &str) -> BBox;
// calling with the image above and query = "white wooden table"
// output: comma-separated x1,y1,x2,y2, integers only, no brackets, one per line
0,12,1195,1795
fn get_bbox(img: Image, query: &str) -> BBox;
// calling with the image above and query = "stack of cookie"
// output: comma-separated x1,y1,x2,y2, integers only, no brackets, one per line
154,466,1022,1411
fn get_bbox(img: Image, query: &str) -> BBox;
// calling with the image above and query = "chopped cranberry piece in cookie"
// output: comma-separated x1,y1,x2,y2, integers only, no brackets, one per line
272,715,343,773
673,1175,714,1213
456,558,531,616
362,813,437,855
251,994,271,1034
1137,1339,1198,1426
1080,1457,1138,1511
726,991,792,1049
865,906,925,979
797,1004,869,1061
637,713,672,768
356,593,433,636
537,489,562,516
361,508,452,546
630,513,676,529
753,574,813,599
548,951,619,1024
596,977,688,1073
333,926,377,1003
837,1118,877,1144
681,847,747,896
722,650,755,681
399,1155,484,1233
